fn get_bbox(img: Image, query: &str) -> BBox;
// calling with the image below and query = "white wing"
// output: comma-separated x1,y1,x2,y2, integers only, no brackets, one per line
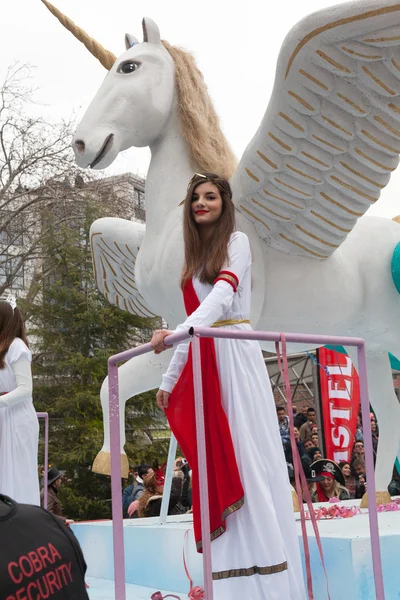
90,217,157,318
231,0,400,259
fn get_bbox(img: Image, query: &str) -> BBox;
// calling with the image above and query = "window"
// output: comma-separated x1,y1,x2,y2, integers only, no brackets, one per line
0,211,24,247
134,188,145,211
0,257,24,289
137,190,144,209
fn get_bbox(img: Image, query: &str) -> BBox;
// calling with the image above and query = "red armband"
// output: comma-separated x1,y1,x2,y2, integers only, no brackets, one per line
213,270,239,292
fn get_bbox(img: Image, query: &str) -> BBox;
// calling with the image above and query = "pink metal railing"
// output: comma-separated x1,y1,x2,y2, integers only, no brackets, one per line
37,412,49,509
107,328,384,600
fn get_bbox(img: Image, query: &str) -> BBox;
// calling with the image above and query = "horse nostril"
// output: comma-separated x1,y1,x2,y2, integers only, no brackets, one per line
75,139,85,154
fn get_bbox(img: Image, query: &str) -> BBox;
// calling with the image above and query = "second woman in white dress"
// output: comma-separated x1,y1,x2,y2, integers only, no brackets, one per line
0,300,39,505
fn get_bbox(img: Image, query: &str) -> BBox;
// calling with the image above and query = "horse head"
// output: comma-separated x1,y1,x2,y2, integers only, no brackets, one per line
40,0,236,179
73,18,176,170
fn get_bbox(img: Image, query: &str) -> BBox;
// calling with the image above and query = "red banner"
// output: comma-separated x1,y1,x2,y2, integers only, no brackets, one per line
317,348,360,463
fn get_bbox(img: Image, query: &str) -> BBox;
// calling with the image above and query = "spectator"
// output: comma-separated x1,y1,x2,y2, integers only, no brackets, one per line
307,447,322,462
299,407,317,442
284,427,305,467
293,427,305,456
138,471,183,518
0,494,89,599
175,458,192,512
311,433,319,448
277,406,290,449
294,406,308,430
355,415,364,442
310,459,350,502
303,438,314,452
304,471,324,503
126,465,154,518
352,459,367,499
40,466,73,525
352,440,365,464
371,420,379,456
122,464,140,516
301,446,322,475
388,467,400,497
339,461,356,499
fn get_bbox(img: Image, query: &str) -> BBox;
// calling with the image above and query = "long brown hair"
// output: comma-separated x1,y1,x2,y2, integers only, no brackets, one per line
0,302,29,369
181,173,236,288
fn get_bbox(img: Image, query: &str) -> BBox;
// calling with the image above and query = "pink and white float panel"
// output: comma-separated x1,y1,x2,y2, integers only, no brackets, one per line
71,500,400,600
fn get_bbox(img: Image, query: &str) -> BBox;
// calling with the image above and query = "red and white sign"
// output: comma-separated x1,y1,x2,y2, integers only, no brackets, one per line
317,348,360,463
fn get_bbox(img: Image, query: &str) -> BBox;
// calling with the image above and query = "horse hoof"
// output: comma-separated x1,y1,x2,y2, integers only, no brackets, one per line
92,450,129,478
360,490,392,508
292,489,300,512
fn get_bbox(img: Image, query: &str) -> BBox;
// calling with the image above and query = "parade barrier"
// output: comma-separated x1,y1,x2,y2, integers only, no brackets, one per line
37,412,49,509
106,329,384,600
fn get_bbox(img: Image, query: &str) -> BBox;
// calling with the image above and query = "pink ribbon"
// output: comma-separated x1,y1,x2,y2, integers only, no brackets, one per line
306,505,361,520
188,587,205,599
150,531,206,600
276,335,331,600
183,530,205,599
150,587,204,600
307,499,399,520
377,502,399,512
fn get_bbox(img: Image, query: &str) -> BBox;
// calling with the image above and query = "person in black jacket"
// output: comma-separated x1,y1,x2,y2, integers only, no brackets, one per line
0,494,89,599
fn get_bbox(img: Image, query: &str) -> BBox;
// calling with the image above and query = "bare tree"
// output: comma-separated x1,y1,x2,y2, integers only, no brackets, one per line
0,64,146,307
0,63,81,297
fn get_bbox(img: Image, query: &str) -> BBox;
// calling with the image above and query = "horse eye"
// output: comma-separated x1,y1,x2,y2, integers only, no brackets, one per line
117,61,139,74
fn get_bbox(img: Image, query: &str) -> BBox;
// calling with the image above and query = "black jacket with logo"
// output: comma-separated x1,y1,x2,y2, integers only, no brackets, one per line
0,495,89,600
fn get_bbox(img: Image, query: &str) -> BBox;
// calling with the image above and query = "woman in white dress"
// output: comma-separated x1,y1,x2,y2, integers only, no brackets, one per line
0,299,40,505
151,173,305,599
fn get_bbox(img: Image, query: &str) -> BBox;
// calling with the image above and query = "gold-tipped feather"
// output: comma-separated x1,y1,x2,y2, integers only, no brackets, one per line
40,0,116,70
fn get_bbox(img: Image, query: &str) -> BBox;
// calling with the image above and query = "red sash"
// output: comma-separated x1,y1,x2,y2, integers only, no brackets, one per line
165,280,244,551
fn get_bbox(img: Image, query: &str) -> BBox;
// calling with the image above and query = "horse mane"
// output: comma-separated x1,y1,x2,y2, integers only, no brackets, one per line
162,40,237,180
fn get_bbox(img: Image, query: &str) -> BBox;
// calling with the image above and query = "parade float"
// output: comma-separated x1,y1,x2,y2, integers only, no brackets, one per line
39,1,400,598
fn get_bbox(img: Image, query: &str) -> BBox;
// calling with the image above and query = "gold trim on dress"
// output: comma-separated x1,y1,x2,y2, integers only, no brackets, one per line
212,319,250,328
222,496,245,520
212,561,288,581
196,496,245,551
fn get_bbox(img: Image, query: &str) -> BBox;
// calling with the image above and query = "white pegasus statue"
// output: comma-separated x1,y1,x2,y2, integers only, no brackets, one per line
41,0,400,503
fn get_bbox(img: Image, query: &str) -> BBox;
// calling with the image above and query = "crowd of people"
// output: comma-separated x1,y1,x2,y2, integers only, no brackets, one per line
122,459,193,519
121,402,400,522
277,404,400,501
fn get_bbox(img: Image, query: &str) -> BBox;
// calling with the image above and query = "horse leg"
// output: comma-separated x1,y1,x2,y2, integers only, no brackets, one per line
92,349,174,477
360,351,400,505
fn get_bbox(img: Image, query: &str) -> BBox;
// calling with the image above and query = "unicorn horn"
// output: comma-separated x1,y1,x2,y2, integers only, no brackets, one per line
40,0,117,70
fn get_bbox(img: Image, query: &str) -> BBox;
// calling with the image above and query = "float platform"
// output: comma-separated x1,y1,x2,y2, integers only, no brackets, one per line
71,499,400,600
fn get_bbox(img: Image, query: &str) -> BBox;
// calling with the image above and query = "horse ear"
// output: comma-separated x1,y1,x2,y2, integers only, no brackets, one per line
142,17,161,44
125,33,139,50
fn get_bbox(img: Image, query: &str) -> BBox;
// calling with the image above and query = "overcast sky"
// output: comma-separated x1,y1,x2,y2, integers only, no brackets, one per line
1,0,400,218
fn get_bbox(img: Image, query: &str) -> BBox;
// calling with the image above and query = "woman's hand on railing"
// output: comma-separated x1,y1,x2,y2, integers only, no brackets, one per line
151,329,174,354
156,389,171,409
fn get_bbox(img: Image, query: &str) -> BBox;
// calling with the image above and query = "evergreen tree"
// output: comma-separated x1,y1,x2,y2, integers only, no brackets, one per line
24,199,170,520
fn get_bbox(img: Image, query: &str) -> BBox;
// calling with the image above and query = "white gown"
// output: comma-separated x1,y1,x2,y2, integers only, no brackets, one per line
160,232,306,600
0,338,40,505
